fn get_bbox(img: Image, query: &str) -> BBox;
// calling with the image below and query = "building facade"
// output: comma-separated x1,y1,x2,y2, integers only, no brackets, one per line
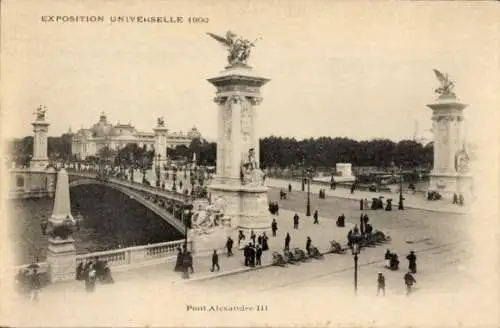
71,112,201,159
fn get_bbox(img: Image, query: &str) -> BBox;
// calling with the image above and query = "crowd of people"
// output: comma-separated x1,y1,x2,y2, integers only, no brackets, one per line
377,250,418,296
76,257,115,292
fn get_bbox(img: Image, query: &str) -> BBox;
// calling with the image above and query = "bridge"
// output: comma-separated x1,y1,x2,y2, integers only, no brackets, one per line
67,171,191,234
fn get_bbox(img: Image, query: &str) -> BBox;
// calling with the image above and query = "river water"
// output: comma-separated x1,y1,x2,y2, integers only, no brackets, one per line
7,184,183,265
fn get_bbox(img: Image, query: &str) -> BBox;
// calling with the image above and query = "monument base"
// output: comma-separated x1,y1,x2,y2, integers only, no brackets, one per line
428,172,474,199
208,182,271,234
46,237,76,283
30,160,49,171
188,226,234,257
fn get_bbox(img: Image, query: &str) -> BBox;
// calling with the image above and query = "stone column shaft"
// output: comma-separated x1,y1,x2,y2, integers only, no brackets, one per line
230,97,242,179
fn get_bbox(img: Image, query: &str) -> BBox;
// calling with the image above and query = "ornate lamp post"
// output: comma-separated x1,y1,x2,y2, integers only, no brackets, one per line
398,165,405,210
182,201,193,250
172,168,177,191
306,168,312,217
156,154,161,187
352,242,360,295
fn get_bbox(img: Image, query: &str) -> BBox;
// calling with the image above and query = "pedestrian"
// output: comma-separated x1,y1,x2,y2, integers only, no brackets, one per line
85,267,97,292
257,234,263,246
364,198,369,210
404,271,416,295
406,251,417,274
360,199,364,210
377,272,386,296
353,224,359,235
29,269,41,301
384,249,391,268
211,250,220,272
284,233,291,251
179,181,183,190
271,219,278,237
249,244,256,267
293,213,299,229
226,237,234,257
256,245,262,266
306,236,312,254
250,230,256,244
238,230,246,247
175,247,183,271
313,210,319,224
262,232,269,251
187,252,194,274
288,183,292,193
360,214,365,235
243,244,250,266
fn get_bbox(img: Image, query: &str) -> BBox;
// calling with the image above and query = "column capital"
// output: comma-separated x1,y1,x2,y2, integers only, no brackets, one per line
246,96,263,106
213,96,228,105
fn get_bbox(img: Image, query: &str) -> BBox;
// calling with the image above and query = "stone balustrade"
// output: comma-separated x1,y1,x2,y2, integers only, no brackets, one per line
75,239,191,272
14,239,190,281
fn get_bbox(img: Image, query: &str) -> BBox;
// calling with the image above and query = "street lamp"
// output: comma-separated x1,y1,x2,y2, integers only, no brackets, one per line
352,242,360,295
182,202,193,251
306,168,311,217
398,165,405,210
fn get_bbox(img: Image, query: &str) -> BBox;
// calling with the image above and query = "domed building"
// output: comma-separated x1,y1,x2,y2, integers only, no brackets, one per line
71,112,201,160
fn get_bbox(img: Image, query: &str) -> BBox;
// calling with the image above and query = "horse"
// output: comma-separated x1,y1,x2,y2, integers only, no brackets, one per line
293,248,308,262
308,246,324,259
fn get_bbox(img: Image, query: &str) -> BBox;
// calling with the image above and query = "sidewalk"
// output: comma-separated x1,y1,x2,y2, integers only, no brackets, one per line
266,178,469,214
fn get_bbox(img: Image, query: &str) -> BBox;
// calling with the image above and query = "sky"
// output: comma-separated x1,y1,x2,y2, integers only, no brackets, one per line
1,1,499,144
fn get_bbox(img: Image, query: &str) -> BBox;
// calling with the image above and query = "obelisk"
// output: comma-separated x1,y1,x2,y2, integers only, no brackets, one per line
206,31,272,233
46,168,77,282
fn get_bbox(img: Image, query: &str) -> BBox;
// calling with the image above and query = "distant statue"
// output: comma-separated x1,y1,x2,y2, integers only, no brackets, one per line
241,148,264,186
157,116,165,127
455,148,470,174
35,105,47,121
206,31,261,66
433,69,456,97
191,199,225,234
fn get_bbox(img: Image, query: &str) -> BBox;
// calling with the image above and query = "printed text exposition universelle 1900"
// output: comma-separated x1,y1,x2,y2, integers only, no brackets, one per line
40,15,209,24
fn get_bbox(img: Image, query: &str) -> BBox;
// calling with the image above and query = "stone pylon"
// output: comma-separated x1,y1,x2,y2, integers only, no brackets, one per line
207,63,272,233
46,168,77,283
31,107,50,170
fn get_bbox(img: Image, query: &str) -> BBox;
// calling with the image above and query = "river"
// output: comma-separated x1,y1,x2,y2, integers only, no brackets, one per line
7,184,184,265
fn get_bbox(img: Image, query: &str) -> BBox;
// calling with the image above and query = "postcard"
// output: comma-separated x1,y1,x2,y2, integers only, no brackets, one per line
1,0,499,327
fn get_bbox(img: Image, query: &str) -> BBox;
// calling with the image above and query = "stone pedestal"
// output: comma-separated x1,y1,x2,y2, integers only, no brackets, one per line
427,94,470,198
31,118,50,169
188,227,233,257
209,183,270,233
207,63,272,234
47,238,76,283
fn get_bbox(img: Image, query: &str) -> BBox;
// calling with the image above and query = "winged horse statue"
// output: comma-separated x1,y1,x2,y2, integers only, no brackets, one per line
433,69,455,97
206,31,261,66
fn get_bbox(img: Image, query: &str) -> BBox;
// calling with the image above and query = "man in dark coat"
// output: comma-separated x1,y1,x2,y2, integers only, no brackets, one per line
288,183,292,193
225,237,234,257
360,199,364,210
175,248,183,271
256,245,262,266
313,210,319,224
293,213,299,229
243,244,250,266
406,251,417,273
211,250,220,272
249,244,256,267
404,271,416,295
272,219,278,237
284,233,291,251
306,236,312,254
